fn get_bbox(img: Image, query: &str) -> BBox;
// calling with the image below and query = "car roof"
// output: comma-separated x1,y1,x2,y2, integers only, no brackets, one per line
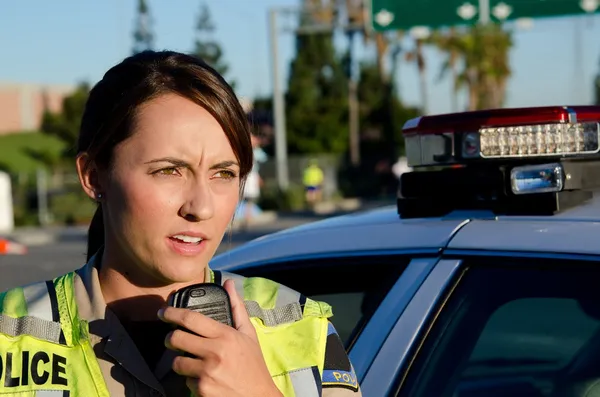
211,207,467,270
210,196,600,270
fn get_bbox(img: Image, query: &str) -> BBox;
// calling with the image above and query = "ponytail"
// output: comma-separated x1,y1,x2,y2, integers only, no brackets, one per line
87,206,105,262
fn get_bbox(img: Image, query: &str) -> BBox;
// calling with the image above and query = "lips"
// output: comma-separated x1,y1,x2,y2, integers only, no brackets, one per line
167,232,209,256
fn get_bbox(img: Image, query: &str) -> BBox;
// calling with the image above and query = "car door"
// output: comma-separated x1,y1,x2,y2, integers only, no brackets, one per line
224,253,443,381
362,254,600,397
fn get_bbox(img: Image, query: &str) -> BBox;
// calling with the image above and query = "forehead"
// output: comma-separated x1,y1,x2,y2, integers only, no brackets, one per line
136,93,222,132
119,93,234,159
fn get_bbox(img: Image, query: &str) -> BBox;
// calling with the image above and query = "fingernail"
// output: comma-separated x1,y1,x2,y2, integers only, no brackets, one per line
157,308,165,319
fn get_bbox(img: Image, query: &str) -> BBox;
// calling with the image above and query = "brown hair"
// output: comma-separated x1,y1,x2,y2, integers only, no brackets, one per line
78,50,253,261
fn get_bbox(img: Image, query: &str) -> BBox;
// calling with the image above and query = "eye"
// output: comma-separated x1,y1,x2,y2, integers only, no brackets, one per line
154,167,182,177
214,169,237,180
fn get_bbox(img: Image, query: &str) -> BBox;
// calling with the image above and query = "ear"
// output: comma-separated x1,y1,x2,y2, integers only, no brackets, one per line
76,153,104,201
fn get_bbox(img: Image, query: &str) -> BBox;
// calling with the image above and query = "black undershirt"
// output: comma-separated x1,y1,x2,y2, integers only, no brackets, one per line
120,320,175,370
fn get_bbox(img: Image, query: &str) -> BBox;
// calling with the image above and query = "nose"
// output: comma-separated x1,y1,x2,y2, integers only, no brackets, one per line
179,177,215,222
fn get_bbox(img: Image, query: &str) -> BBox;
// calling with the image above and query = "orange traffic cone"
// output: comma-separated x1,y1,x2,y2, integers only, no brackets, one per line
0,238,27,255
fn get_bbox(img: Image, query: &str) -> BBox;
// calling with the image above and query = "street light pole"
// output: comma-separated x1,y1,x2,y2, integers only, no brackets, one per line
479,0,491,24
269,8,289,191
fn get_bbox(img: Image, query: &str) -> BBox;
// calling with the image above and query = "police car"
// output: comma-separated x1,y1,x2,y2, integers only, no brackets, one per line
211,106,600,397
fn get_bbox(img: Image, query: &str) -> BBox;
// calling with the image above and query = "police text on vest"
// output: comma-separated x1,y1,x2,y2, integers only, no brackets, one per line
0,351,68,387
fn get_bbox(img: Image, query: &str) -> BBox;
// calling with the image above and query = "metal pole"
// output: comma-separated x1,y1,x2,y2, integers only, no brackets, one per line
478,0,490,24
574,18,584,103
416,39,429,115
269,8,289,190
36,168,49,226
348,30,360,166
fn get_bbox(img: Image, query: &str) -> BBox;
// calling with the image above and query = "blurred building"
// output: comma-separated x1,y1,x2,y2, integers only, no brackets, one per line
0,83,74,135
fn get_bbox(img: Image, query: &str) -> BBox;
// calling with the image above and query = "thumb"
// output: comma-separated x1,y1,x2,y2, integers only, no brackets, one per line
223,279,257,339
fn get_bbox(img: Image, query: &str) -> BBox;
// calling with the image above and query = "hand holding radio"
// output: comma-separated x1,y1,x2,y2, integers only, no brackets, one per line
158,279,283,397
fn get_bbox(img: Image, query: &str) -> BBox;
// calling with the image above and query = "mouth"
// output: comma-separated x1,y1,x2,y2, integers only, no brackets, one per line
169,234,204,245
167,233,209,256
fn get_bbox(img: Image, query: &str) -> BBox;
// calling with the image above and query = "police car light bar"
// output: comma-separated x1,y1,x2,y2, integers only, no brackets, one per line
397,106,600,219
403,106,600,167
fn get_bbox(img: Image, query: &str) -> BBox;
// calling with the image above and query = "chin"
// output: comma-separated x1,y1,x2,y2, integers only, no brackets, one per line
158,259,207,284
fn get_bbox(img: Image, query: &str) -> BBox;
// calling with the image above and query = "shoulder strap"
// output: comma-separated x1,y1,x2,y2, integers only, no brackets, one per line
213,270,332,327
0,280,67,345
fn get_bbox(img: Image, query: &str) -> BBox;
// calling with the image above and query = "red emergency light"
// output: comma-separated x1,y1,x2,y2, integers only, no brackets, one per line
403,106,600,168
397,106,600,218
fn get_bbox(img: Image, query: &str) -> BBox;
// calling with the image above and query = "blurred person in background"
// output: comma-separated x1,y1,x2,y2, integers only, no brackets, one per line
241,133,267,228
303,158,325,206
0,50,361,397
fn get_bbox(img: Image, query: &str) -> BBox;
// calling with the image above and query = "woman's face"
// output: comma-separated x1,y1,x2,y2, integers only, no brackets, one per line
92,93,241,285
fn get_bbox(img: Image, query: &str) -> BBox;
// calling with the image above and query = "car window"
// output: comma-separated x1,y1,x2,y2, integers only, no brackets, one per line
396,258,600,397
236,254,409,348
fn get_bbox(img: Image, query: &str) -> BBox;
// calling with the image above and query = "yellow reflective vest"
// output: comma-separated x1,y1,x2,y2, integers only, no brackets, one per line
0,269,333,396
303,165,324,187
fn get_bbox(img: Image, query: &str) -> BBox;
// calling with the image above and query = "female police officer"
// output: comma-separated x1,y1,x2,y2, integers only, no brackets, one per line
0,51,361,397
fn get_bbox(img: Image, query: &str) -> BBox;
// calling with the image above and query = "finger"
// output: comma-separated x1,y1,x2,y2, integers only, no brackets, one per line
165,329,216,358
223,279,256,338
172,355,204,378
186,377,204,397
158,306,226,338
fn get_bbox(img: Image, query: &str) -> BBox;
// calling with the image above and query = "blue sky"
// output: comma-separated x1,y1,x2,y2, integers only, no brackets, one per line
1,0,599,115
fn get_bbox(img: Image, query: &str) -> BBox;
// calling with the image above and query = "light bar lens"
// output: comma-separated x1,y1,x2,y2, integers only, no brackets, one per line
511,163,564,195
479,122,600,158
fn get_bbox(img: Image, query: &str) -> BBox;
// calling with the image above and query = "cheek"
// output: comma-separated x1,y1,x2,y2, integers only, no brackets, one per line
213,183,240,224
108,173,180,226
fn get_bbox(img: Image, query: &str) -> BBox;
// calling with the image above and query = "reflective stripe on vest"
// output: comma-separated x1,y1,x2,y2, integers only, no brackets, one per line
36,391,69,396
213,271,306,326
0,281,65,344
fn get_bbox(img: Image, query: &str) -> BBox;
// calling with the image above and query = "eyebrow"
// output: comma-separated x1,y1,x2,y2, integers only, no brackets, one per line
144,157,239,169
210,160,239,170
145,157,190,167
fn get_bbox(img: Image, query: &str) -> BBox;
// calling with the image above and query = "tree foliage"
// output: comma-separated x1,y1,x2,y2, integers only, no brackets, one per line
40,83,90,159
427,24,513,110
132,0,154,54
193,2,233,86
286,28,348,154
357,62,419,156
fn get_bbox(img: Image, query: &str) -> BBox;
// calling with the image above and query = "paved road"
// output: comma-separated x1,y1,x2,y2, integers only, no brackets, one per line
0,214,334,292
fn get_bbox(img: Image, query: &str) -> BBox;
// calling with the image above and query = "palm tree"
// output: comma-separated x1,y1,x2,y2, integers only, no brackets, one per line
428,24,513,111
474,24,512,109
403,34,429,114
428,27,461,111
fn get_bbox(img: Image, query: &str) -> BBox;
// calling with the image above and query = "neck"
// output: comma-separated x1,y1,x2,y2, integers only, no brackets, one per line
97,250,205,322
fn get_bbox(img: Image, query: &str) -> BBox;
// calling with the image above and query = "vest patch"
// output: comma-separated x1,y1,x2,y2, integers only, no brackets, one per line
323,323,351,372
322,322,359,392
0,350,68,387
322,369,359,391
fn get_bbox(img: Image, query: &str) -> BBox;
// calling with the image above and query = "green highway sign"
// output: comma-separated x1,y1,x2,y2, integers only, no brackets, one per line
370,0,600,32
371,0,477,31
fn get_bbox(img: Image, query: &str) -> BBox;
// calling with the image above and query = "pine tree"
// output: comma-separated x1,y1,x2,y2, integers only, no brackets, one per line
193,2,232,84
357,63,419,156
132,0,154,55
41,83,91,159
286,6,348,154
